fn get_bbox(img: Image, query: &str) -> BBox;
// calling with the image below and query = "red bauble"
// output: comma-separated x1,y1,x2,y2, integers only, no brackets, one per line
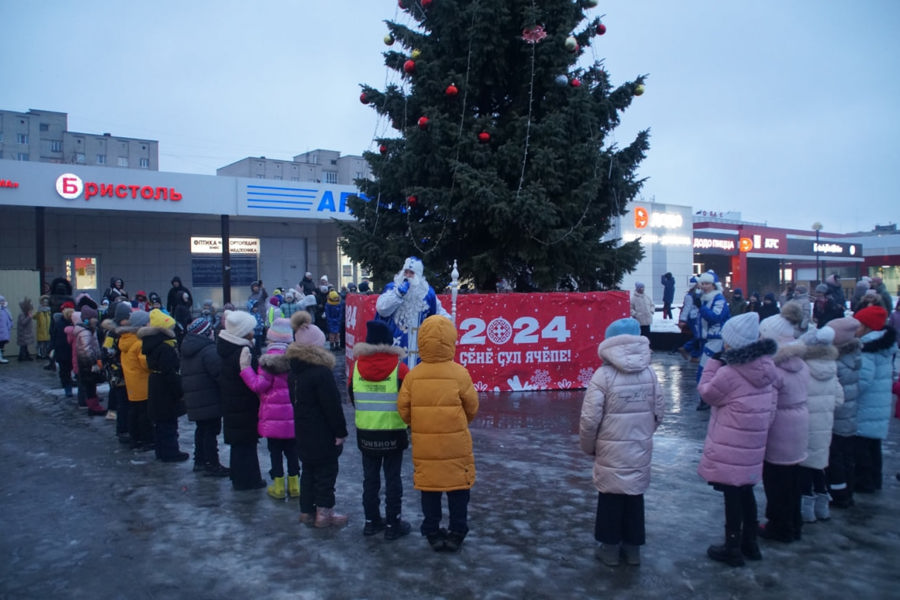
422,0,433,8
445,83,459,97
417,116,429,129
407,195,418,206
478,131,491,143
596,23,607,35
398,0,408,8
359,92,369,104
570,78,581,88
379,144,388,155
403,59,416,74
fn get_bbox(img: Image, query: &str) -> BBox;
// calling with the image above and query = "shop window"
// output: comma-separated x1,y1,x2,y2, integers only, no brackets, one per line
65,257,99,292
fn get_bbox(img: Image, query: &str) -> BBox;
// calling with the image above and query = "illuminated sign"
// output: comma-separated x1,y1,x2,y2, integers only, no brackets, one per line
190,237,259,255
0,178,20,189
55,173,183,202
634,207,649,229
786,238,862,258
739,237,753,252
693,235,738,255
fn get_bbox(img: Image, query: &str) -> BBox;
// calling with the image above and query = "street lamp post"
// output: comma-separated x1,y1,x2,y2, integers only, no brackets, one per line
812,222,823,284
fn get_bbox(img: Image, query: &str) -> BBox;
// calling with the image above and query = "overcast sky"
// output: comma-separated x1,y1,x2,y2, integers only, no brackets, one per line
3,0,898,234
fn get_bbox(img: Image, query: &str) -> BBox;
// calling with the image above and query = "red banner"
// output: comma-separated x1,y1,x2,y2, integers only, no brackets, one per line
344,291,628,392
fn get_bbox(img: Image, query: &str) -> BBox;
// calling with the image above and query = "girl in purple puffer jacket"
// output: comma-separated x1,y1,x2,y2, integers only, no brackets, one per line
698,312,779,568
240,318,298,500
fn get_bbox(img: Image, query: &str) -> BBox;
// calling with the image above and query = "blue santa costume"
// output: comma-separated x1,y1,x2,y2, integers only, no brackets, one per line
374,257,450,367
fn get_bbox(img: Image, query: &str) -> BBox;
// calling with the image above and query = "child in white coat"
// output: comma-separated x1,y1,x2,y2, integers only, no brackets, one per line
580,317,664,567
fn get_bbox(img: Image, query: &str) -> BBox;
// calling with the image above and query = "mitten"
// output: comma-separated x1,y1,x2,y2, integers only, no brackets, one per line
397,279,410,295
239,346,252,370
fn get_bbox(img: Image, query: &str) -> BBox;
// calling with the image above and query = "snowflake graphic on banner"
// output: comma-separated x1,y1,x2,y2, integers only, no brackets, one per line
578,368,595,388
486,317,513,345
473,381,490,392
557,379,574,389
530,369,552,389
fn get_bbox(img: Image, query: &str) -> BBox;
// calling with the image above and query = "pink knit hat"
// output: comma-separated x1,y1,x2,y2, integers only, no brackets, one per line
266,318,293,344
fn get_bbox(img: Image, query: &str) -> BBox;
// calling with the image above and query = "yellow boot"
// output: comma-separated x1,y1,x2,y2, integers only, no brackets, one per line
288,475,300,498
267,476,286,500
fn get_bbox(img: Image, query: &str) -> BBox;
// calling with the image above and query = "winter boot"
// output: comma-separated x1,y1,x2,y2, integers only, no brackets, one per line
86,397,107,417
707,530,744,567
814,493,831,521
622,544,641,566
444,529,467,552
800,494,817,523
63,385,73,398
829,487,854,508
315,507,348,528
741,523,762,561
298,512,315,526
384,518,411,541
595,543,621,567
267,476,286,500
0,349,8,364
426,528,447,551
363,518,385,536
204,463,231,478
287,475,300,498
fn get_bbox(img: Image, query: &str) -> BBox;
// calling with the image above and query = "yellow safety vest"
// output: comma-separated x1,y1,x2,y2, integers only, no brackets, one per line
353,364,405,430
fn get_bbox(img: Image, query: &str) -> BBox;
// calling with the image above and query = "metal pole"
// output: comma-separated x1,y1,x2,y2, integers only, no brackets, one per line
221,215,231,304
450,259,459,325
815,229,820,284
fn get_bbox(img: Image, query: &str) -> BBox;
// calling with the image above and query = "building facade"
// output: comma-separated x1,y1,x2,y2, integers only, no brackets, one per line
0,109,158,170
217,149,369,185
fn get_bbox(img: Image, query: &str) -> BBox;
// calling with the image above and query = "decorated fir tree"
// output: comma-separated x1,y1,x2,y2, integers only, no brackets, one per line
340,0,648,292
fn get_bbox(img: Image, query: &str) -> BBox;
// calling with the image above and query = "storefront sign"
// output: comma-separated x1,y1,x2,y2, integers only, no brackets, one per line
56,173,183,202
190,237,260,255
786,238,862,258
191,256,258,287
693,234,737,255
240,183,362,221
0,178,20,189
345,291,628,392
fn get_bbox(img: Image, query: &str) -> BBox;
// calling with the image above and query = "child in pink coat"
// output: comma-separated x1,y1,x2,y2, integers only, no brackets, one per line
240,318,299,500
698,312,779,567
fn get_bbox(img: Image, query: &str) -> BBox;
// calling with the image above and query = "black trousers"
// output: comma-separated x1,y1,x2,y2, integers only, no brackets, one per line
826,433,856,497
717,483,758,533
56,355,74,392
230,441,263,490
798,466,827,496
267,437,300,478
109,386,129,436
362,450,404,522
193,418,222,466
154,418,180,460
594,491,645,545
128,400,154,447
421,489,470,536
853,436,883,492
763,462,802,539
299,458,340,513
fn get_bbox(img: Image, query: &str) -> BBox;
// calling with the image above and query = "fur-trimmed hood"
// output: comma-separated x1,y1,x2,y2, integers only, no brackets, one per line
721,337,778,365
352,341,406,360
836,339,861,356
218,329,253,348
861,325,897,353
137,325,175,339
114,324,141,336
285,342,335,369
100,318,118,332
772,340,807,367
258,351,292,374
803,343,838,362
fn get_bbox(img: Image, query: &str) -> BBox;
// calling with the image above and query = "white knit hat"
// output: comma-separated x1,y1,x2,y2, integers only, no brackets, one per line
759,314,796,343
721,312,760,349
224,309,257,339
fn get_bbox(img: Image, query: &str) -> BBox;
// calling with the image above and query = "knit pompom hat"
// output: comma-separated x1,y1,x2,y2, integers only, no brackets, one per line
113,301,133,322
266,318,294,344
365,320,393,346
759,314,796,343
801,325,835,346
828,317,861,346
80,305,98,321
780,301,804,328
186,317,213,337
721,312,760,349
129,310,150,328
149,309,176,330
224,309,257,339
294,321,326,347
604,317,640,338
854,305,888,331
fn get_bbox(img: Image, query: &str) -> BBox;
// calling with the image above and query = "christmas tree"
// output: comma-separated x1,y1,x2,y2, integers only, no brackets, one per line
341,0,648,292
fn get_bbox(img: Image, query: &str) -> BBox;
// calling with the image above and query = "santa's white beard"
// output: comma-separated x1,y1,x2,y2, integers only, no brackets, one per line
392,273,430,333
